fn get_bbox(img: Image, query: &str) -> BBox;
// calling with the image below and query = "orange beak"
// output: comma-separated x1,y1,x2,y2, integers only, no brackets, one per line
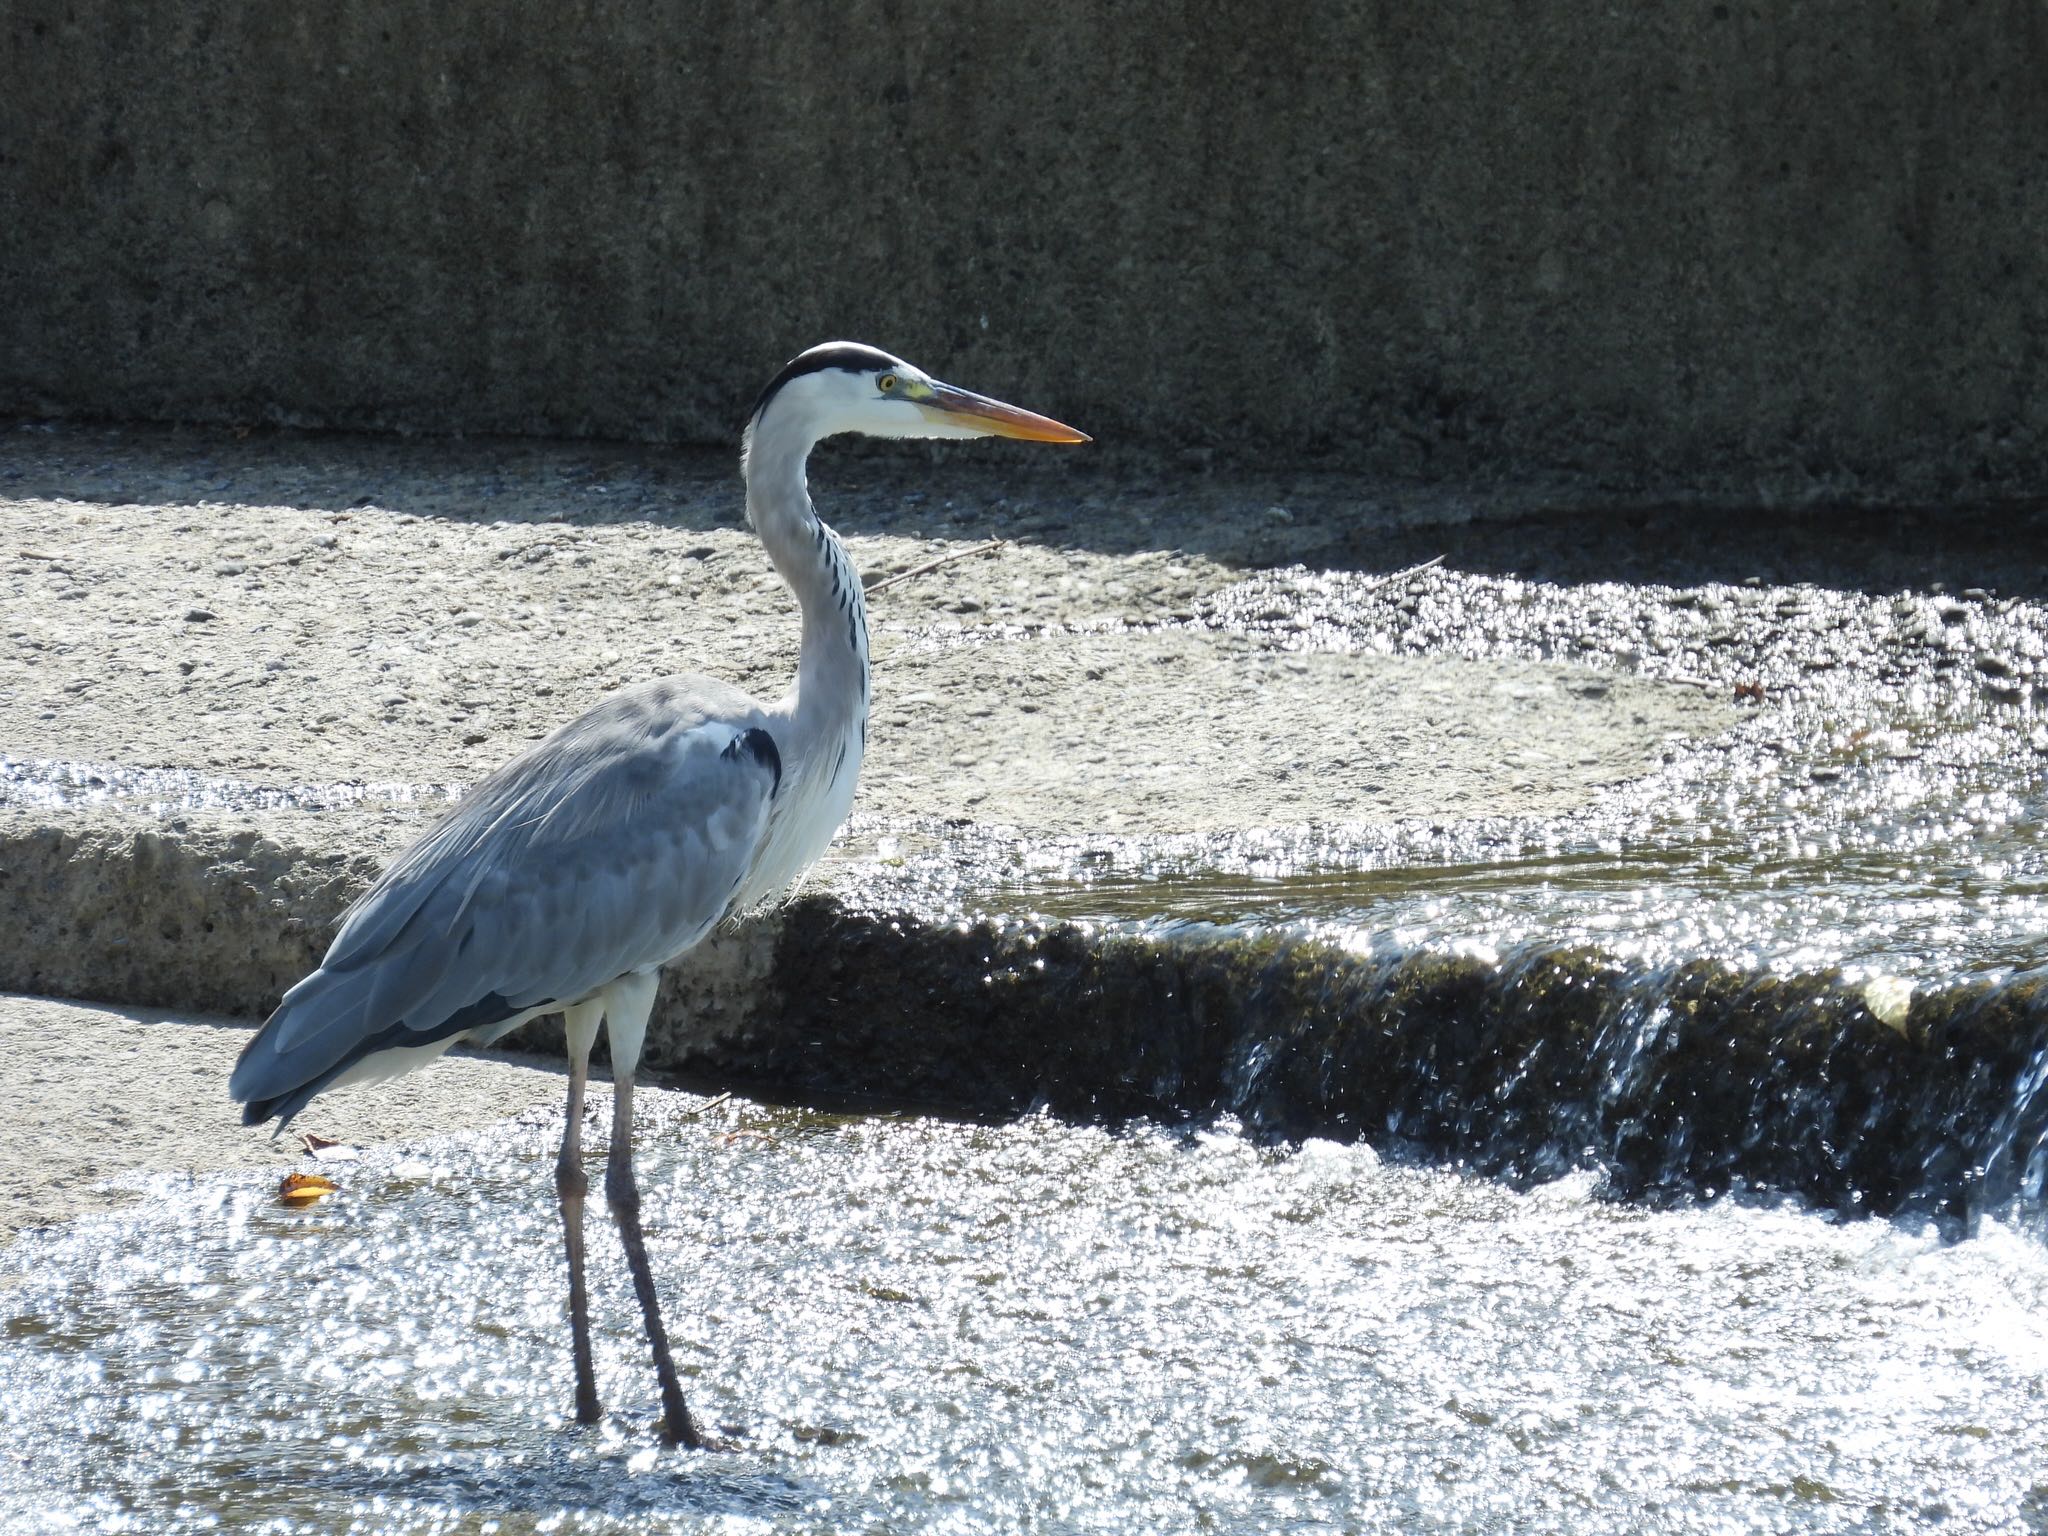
917,381,1091,443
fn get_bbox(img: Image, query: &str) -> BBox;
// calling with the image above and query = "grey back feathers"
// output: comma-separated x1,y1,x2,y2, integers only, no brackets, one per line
229,677,782,1127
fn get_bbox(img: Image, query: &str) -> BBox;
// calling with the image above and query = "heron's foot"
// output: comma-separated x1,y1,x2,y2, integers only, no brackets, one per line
573,1390,603,1427
660,1414,745,1453
658,1398,706,1451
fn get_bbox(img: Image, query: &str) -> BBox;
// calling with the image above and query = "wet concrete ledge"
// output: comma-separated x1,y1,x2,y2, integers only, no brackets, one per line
5,810,2043,1232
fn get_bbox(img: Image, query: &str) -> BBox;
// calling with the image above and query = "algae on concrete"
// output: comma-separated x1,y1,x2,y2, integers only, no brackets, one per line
6,802,2046,1229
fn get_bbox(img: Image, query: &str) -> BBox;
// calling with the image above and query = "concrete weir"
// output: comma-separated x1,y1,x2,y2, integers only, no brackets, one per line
6,428,2048,1232
5,803,2046,1231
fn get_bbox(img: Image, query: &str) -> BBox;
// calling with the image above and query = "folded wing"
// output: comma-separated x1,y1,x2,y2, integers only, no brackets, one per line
230,678,780,1126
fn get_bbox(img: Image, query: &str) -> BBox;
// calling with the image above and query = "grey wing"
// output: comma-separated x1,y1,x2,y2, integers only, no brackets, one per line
230,677,781,1125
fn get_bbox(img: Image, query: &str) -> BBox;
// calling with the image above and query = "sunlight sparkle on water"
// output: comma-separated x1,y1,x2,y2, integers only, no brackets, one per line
3,1106,2046,1534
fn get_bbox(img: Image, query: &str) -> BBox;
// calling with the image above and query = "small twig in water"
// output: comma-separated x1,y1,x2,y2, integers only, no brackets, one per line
1357,553,1445,594
686,1091,735,1120
864,537,1008,596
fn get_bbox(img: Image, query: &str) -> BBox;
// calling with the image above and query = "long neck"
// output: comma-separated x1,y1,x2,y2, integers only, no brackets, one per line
742,413,871,754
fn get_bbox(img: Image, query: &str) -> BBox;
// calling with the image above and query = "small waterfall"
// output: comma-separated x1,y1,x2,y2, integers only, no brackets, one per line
688,901,2048,1234
6,750,2044,1235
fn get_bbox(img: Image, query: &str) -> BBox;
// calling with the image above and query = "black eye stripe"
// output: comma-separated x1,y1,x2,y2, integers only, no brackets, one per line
751,343,904,419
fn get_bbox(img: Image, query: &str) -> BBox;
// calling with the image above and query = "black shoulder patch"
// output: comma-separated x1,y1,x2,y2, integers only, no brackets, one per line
751,341,902,421
434,990,538,1038
724,726,783,795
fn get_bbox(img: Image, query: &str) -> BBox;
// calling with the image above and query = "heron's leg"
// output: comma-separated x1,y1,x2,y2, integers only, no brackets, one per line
558,1000,606,1426
600,971,703,1450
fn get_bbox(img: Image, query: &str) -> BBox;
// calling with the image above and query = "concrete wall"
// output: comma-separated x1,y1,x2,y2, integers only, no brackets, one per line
4,2,2045,498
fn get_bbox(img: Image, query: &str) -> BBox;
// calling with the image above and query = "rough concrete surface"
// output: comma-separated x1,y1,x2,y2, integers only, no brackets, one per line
0,428,1725,834
0,801,787,1041
0,994,617,1243
5,5,2047,498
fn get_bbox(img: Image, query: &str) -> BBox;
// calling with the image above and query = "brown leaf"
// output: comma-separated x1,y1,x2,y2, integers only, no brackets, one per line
278,1171,340,1208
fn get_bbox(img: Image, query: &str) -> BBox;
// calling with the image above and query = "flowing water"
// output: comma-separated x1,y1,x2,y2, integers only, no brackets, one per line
846,565,2048,985
3,1103,2047,1535
10,563,2048,985
7,561,2048,1531
847,712,2048,985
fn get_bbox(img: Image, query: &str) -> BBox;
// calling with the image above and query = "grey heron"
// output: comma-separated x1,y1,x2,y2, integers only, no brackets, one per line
228,342,1089,1446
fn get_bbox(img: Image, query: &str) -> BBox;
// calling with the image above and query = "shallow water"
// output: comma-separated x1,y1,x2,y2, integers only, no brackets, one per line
12,560,2048,987
0,754,460,816
3,1104,2046,1535
840,708,2048,984
847,565,2048,983
10,723,2047,985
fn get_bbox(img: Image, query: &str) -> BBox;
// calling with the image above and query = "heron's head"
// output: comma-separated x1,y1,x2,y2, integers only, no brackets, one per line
745,342,1089,456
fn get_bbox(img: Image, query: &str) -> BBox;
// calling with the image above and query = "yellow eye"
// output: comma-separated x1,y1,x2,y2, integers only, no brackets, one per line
878,374,898,392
